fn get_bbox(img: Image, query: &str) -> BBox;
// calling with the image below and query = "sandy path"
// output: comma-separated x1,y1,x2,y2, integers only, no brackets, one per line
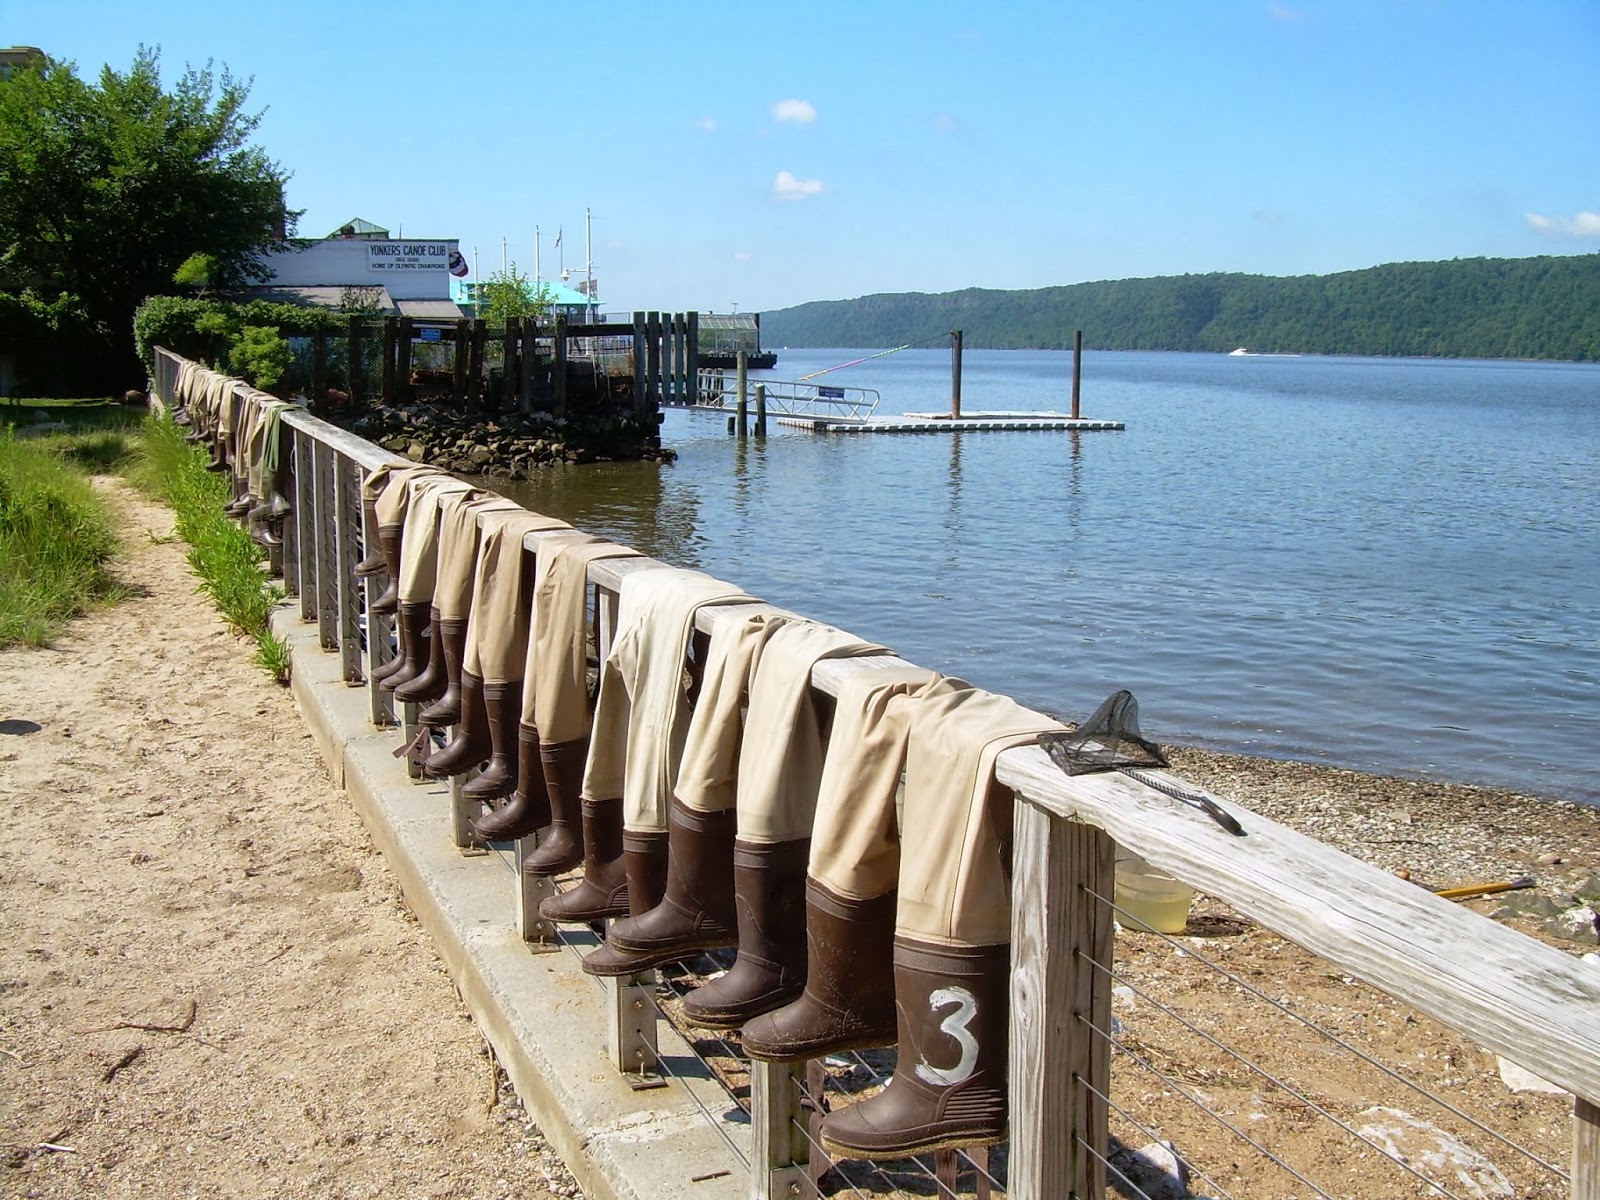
0,482,575,1199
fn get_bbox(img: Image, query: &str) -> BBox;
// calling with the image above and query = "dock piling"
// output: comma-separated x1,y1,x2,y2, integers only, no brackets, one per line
1071,329,1083,420
951,329,964,419
735,350,748,438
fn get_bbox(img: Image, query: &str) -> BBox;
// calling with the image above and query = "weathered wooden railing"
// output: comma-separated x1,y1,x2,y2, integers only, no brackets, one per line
151,346,1600,1200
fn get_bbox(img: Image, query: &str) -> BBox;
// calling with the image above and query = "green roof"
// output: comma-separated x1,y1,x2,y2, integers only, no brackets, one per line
326,217,390,239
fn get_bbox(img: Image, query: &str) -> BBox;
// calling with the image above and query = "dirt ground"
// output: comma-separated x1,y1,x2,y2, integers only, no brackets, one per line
4,480,1597,1200
0,482,578,1200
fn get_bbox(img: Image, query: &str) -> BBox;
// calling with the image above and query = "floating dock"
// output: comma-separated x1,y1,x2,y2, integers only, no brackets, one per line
775,410,1125,434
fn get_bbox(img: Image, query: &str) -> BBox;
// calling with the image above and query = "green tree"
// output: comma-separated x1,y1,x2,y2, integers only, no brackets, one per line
0,46,294,393
474,263,551,328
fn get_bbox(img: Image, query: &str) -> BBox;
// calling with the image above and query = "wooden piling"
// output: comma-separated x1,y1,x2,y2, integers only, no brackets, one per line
1071,329,1083,420
348,316,367,412
519,316,536,413
736,350,748,438
396,317,415,407
452,318,469,407
755,383,767,437
553,315,569,418
685,311,700,407
467,319,487,414
380,316,397,407
312,329,328,414
951,329,963,419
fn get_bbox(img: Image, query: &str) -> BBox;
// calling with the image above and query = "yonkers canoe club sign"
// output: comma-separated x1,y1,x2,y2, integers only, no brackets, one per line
367,242,451,273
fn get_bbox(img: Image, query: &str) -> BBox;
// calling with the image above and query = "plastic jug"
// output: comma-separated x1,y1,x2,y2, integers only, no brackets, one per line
1114,848,1194,934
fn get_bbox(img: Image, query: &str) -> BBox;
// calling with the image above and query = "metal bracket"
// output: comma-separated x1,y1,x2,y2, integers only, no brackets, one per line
514,837,561,953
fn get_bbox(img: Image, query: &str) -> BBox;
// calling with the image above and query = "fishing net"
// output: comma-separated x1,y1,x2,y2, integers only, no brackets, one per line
1037,689,1169,775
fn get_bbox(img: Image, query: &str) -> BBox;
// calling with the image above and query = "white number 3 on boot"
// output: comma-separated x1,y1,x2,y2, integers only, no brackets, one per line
914,986,979,1086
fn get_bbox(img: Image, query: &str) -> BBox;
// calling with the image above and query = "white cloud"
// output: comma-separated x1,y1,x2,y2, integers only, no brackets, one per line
733,251,752,262
772,98,817,125
933,113,961,136
697,117,717,134
772,170,824,202
1268,2,1307,20
1525,211,1600,239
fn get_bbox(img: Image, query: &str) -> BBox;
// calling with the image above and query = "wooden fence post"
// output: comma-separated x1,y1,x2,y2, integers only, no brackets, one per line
519,315,537,413
686,311,700,408
380,316,397,407
334,455,363,683
280,425,301,599
646,312,662,412
750,1060,811,1198
312,328,329,413
1575,1097,1600,1200
361,482,396,728
348,316,367,412
553,315,568,418
295,431,317,623
467,319,487,414
453,318,469,407
1009,799,1113,1200
632,311,648,423
396,316,415,407
501,318,518,414
311,440,338,651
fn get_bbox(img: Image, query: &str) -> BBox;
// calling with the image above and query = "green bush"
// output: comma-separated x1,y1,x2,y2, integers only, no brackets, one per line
230,325,293,391
0,430,127,646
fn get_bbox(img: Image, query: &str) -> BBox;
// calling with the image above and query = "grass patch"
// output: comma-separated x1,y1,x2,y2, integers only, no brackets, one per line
130,417,291,684
0,430,129,647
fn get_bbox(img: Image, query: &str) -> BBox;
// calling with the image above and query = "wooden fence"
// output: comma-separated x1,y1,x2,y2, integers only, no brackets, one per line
284,311,699,420
151,345,1600,1199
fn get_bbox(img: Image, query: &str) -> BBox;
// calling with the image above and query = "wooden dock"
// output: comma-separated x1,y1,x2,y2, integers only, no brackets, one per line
775,410,1125,434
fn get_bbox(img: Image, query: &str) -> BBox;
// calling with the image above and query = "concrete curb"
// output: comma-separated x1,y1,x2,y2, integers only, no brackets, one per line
273,609,751,1200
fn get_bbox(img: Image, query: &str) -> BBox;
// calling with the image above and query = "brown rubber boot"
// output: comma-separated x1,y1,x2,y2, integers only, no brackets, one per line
581,830,673,976
461,680,524,801
367,524,404,615
422,671,491,777
520,736,586,876
819,939,1011,1160
246,490,291,523
471,722,548,842
367,618,409,684
683,838,811,1028
354,502,386,575
393,608,449,706
586,801,738,971
539,797,630,923
740,880,898,1063
205,437,229,472
416,618,469,725
377,601,431,693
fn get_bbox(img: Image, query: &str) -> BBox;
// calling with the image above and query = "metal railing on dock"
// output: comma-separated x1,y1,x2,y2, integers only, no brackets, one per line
690,368,879,423
151,344,1600,1200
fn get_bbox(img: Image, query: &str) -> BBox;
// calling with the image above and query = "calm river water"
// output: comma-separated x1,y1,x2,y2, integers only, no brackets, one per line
497,349,1600,805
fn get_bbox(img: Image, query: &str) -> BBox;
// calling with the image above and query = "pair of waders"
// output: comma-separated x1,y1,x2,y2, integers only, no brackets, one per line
362,466,1066,1162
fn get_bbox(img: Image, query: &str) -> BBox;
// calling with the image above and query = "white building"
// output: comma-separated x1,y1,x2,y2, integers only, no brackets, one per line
251,218,466,320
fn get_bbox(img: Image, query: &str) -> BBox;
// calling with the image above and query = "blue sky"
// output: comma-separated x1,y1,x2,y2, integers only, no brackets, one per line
5,0,1597,314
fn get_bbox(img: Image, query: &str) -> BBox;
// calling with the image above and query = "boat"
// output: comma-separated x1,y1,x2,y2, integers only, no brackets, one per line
1228,347,1254,357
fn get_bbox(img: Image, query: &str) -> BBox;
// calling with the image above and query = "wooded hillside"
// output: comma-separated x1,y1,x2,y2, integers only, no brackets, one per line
762,255,1600,361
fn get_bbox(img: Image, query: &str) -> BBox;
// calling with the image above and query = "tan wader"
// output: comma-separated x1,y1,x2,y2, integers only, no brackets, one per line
581,567,754,835
523,534,643,742
459,511,572,686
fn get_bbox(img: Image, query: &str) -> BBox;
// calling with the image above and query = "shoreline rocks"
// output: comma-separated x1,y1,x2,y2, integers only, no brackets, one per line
332,400,675,478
